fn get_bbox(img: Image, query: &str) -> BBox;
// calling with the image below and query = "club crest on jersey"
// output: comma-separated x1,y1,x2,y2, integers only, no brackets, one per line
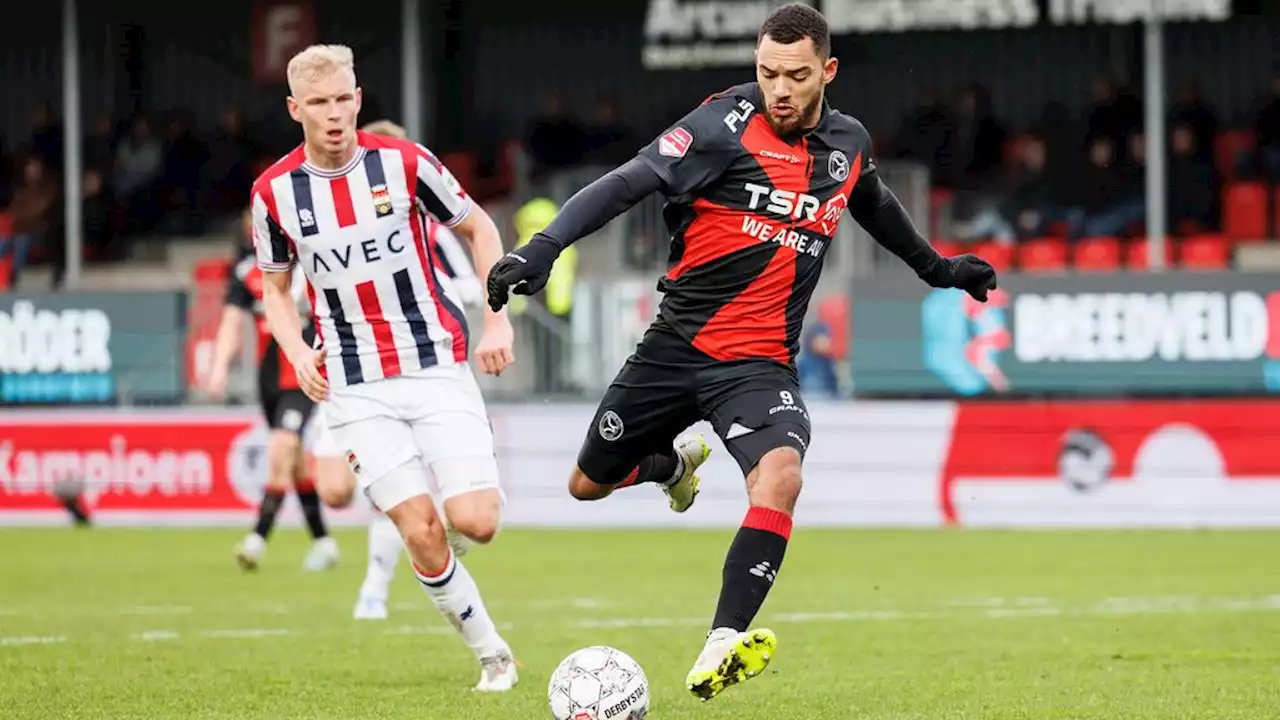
659,127,693,158
828,150,850,181
371,183,394,217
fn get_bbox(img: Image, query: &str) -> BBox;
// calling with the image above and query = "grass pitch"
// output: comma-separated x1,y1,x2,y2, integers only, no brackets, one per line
1,527,1277,719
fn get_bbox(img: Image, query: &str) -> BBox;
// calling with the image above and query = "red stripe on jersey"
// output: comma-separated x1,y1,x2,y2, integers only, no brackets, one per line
355,280,402,379
329,176,357,228
741,114,810,191
692,243,795,364
427,222,467,362
666,198,760,281
403,150,467,363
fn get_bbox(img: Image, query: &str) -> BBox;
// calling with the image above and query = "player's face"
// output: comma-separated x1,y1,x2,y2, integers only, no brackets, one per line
755,35,838,139
287,68,363,164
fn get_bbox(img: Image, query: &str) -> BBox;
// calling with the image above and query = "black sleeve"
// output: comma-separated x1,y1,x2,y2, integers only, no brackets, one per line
538,158,665,249
224,265,255,311
847,159,944,281
635,92,745,197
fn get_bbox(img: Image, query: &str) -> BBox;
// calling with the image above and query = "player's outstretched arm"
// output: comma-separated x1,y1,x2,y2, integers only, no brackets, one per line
486,157,665,312
848,167,998,302
202,304,248,398
261,269,328,400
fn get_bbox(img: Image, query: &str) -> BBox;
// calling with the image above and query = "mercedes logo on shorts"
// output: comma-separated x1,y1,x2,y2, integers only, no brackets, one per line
598,410,625,442
828,150,850,181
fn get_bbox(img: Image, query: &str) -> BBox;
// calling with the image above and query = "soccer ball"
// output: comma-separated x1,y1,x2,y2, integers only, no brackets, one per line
547,646,649,720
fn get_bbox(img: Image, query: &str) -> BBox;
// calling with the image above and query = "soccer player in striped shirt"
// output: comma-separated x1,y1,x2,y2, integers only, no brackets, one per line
252,45,516,691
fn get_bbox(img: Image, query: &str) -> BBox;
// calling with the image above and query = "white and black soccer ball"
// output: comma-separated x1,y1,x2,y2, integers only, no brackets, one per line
1058,427,1115,493
547,646,649,720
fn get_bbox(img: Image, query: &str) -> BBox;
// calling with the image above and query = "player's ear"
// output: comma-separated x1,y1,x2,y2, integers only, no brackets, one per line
355,87,363,114
286,97,301,123
823,57,838,86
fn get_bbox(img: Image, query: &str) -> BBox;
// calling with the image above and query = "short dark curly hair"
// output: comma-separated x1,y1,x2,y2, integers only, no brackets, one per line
758,4,830,58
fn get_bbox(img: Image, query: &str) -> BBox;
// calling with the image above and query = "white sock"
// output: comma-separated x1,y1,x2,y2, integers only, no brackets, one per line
359,513,402,601
413,550,503,657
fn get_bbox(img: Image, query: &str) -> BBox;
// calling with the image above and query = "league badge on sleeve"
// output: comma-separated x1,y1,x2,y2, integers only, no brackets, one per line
659,127,693,158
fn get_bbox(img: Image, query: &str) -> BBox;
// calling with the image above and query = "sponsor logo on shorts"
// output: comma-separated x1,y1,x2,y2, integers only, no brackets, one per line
345,449,361,475
280,409,304,431
598,410,625,442
787,430,807,450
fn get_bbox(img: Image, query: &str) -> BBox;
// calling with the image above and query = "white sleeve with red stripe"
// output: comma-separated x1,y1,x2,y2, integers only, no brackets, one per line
253,187,295,273
413,143,471,228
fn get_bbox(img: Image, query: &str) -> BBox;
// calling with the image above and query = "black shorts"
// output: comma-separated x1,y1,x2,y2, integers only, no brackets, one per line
261,388,314,434
577,323,810,484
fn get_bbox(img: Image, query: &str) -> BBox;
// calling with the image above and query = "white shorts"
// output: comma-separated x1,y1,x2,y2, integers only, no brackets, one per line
306,405,342,458
325,364,501,512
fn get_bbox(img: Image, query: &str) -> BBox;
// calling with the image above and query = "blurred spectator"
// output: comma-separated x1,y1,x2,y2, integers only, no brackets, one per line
1080,136,1144,238
1086,75,1141,153
205,106,256,217
25,103,62,168
160,111,209,235
950,84,1006,188
525,90,588,183
1007,136,1083,240
82,168,117,260
584,96,637,166
84,115,117,175
0,156,58,286
1167,124,1218,234
797,320,839,398
1168,82,1218,161
892,89,952,182
1246,68,1280,181
114,116,162,236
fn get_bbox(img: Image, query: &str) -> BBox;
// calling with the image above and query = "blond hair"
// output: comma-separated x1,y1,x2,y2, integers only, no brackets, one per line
361,120,407,139
286,44,355,96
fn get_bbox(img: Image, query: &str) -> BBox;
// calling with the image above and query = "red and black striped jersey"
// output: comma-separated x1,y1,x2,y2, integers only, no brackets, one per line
637,82,873,366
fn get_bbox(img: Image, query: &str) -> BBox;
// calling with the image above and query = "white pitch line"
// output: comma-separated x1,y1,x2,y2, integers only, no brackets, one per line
200,628,291,639
0,635,65,647
119,605,192,616
138,630,180,642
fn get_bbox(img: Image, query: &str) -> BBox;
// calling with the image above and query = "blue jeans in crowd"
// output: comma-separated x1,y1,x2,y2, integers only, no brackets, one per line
0,234,33,286
1082,200,1145,238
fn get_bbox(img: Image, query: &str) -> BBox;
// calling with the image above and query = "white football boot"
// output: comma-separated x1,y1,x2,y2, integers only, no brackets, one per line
663,433,712,513
234,533,266,571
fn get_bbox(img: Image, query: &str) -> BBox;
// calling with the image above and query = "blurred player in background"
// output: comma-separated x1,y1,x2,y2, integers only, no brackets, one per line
489,3,996,701
203,207,339,572
253,45,517,690
314,118,486,621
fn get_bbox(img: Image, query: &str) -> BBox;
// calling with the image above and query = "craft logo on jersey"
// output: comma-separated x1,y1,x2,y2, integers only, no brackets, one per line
370,183,394,218
828,150,850,181
920,288,1011,396
659,127,693,158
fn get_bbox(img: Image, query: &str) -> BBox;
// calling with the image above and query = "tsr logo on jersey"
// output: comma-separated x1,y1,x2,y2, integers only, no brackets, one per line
744,183,819,222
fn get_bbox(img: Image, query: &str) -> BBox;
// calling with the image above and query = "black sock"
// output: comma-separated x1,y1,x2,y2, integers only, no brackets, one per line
711,506,792,632
617,449,680,488
253,489,286,539
296,481,329,539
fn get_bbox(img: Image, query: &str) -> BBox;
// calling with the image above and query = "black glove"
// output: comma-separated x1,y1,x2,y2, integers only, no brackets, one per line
923,254,998,302
486,235,561,312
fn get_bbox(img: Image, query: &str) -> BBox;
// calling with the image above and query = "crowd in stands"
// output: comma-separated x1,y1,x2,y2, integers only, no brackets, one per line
2,68,1279,288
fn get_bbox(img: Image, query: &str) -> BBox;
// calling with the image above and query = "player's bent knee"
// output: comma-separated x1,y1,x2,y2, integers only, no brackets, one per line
567,467,612,501
749,446,804,512
315,457,355,508
266,430,302,486
443,489,502,544
385,494,447,561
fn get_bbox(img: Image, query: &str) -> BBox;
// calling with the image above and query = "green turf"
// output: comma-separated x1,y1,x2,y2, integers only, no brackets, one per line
0,527,1277,719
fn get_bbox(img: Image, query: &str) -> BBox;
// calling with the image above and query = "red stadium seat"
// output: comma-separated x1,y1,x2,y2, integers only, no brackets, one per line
970,240,1012,272
192,258,231,284
1214,129,1254,182
0,211,12,237
1223,182,1269,242
440,152,477,197
1176,234,1230,269
929,189,954,239
816,295,850,360
0,257,10,292
1072,236,1121,272
1016,237,1067,273
1125,238,1150,270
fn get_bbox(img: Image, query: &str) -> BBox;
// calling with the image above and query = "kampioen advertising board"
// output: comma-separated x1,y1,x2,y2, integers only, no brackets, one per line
849,271,1280,397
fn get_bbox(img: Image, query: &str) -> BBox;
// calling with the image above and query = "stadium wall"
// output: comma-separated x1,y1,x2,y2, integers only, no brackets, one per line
2,400,1278,529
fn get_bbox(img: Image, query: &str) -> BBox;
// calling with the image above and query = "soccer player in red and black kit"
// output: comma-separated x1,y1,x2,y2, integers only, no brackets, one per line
487,4,997,701
204,209,338,572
